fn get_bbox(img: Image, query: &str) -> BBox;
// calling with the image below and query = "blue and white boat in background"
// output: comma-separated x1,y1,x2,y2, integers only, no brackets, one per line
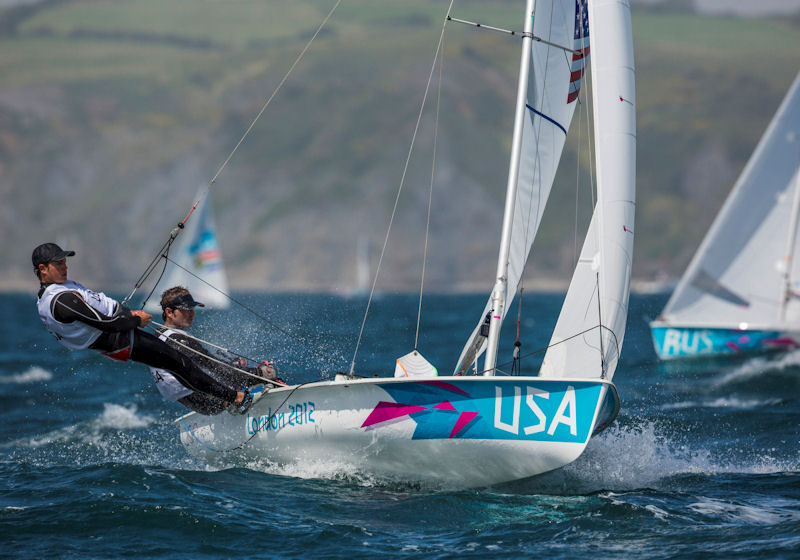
179,0,636,487
651,72,800,360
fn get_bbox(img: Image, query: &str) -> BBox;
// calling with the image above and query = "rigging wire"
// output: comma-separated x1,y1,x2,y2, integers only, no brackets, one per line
126,0,343,305
122,228,180,306
132,235,176,310
156,255,335,368
508,1,558,373
413,18,447,351
469,322,620,377
349,0,456,375
147,319,291,386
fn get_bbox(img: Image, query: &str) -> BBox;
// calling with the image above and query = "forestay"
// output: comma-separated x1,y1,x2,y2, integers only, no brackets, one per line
540,0,636,381
456,0,589,373
659,72,800,329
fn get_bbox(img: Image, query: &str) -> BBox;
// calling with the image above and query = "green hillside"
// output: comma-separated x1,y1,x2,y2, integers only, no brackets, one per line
2,0,800,292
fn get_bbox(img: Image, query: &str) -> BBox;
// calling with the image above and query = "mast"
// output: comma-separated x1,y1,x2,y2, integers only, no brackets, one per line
483,0,536,376
781,156,800,320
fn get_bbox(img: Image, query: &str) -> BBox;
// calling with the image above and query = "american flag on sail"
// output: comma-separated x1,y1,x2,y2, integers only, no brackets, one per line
567,0,590,104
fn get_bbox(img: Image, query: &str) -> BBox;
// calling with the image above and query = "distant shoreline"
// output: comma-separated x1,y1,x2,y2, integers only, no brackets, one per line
0,277,674,296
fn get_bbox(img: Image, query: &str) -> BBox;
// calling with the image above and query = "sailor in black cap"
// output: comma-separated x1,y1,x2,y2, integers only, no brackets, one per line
32,242,253,414
149,286,281,415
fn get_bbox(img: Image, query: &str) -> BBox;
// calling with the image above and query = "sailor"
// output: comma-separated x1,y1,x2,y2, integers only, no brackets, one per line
32,242,252,412
150,286,283,415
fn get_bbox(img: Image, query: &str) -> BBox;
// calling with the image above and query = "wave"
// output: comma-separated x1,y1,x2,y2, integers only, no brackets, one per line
96,403,155,430
505,420,799,494
233,454,446,491
661,397,783,410
713,349,800,388
0,366,53,384
11,403,156,449
242,456,383,486
687,496,800,525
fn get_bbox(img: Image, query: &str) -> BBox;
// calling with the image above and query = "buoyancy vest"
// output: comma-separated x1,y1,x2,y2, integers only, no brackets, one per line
149,327,193,401
37,280,119,350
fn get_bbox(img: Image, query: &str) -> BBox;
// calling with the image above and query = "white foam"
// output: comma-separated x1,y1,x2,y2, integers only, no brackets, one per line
688,497,800,525
557,421,799,491
24,425,79,448
242,455,382,486
644,504,670,520
662,397,783,410
225,419,798,491
12,403,155,450
95,403,155,430
0,366,53,384
565,422,716,489
713,349,800,387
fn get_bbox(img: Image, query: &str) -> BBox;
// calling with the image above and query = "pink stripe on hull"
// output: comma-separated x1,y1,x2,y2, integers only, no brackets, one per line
361,402,428,428
419,380,471,396
763,337,800,348
432,401,456,411
450,411,479,438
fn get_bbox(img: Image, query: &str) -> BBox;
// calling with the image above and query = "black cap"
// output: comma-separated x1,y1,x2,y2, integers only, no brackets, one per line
32,243,75,270
162,294,205,311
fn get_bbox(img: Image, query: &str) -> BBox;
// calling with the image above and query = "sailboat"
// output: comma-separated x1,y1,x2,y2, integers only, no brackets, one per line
650,72,800,360
144,189,230,312
178,0,636,487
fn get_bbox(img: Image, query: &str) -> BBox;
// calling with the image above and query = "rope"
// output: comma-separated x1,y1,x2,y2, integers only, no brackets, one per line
349,0,456,375
511,286,523,375
468,322,620,377
146,320,287,387
414,13,448,351
122,226,181,306
157,255,333,367
207,0,343,190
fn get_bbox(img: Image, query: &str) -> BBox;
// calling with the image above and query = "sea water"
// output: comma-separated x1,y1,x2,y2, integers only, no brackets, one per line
1,292,798,558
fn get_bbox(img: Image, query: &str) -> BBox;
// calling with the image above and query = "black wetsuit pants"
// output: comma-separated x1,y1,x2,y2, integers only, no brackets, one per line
178,392,228,416
90,328,238,403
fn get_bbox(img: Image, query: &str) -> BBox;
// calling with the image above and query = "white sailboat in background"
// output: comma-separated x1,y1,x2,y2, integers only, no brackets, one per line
145,189,230,312
651,72,800,360
355,236,371,296
179,0,636,487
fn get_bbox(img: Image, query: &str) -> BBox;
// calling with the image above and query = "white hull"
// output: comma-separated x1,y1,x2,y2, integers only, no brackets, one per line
179,376,619,487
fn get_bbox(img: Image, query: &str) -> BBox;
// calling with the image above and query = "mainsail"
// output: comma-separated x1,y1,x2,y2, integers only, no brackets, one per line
658,72,800,329
145,190,230,311
541,0,636,381
456,0,589,374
